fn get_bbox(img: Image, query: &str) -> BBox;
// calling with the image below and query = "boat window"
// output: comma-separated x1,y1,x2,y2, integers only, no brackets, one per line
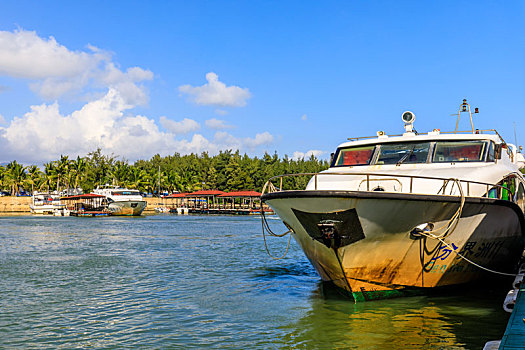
376,142,430,165
516,182,524,210
486,141,495,162
111,191,139,196
433,141,487,163
333,145,375,166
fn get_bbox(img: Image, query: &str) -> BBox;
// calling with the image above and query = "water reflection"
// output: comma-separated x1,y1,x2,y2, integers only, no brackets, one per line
277,281,508,349
0,215,511,349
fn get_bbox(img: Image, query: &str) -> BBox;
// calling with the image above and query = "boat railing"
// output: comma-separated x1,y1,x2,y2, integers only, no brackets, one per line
347,129,504,141
261,171,516,201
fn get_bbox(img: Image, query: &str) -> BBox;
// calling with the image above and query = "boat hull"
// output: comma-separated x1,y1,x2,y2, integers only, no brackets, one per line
262,191,525,301
107,200,147,216
30,204,66,215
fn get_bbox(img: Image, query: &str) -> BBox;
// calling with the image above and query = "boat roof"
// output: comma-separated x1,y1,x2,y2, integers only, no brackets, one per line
95,186,137,191
217,191,262,198
163,193,189,198
61,193,105,200
338,129,504,149
189,190,226,196
163,190,261,198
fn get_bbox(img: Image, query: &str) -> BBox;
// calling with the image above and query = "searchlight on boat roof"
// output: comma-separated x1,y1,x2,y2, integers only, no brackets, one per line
402,111,415,133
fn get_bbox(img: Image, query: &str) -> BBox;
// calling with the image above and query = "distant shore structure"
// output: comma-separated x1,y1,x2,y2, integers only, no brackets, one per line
161,190,272,215
60,193,110,217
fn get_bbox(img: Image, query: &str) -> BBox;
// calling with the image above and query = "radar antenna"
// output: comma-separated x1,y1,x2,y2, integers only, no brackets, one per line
455,99,478,134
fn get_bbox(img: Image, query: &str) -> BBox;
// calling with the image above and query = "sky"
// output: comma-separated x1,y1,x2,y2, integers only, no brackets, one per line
0,1,523,165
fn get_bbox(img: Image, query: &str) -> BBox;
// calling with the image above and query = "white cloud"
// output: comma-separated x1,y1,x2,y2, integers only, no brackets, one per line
243,132,274,149
0,114,5,124
0,29,103,79
205,118,233,130
0,89,274,163
211,131,274,151
292,150,325,160
179,72,251,107
0,29,153,104
213,131,241,149
159,117,200,134
215,109,228,115
3,89,131,160
301,114,307,121
96,63,153,105
0,30,272,162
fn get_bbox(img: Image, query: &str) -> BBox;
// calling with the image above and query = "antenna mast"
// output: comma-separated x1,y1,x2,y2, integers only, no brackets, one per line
455,99,478,134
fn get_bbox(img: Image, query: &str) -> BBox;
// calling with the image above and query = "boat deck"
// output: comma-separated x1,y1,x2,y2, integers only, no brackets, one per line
168,207,273,215
70,210,110,217
499,278,525,349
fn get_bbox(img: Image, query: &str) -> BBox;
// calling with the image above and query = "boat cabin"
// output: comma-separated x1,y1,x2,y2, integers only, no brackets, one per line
332,138,496,167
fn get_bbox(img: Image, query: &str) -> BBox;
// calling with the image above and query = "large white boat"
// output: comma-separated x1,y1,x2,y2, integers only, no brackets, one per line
92,186,147,216
262,100,525,301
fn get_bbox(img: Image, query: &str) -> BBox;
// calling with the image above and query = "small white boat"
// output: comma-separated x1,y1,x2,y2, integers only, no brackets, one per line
92,186,147,216
176,207,189,215
154,206,170,213
262,100,525,301
30,192,69,215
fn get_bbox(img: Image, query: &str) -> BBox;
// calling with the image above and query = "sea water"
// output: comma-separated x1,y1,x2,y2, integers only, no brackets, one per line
0,215,510,349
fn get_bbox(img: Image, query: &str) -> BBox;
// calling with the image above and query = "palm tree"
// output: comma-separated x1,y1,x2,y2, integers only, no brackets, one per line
25,165,42,194
0,165,5,193
126,167,148,192
87,148,115,187
110,161,129,187
42,162,57,192
70,156,87,189
165,170,182,193
54,155,70,193
144,168,163,195
6,161,27,196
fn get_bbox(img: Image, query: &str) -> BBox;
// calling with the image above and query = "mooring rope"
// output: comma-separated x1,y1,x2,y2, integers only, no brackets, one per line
423,178,466,239
260,204,292,260
420,232,518,277
420,178,517,277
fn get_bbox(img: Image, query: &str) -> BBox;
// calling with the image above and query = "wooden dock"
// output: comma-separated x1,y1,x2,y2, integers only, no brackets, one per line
70,210,110,217
61,194,111,217
160,190,273,215
484,263,525,350
498,277,525,349
184,207,273,215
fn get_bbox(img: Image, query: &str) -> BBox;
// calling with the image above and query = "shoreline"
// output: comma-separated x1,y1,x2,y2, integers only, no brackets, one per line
0,197,163,214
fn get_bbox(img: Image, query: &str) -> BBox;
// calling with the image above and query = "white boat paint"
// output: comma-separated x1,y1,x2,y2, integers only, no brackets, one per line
92,186,147,216
30,192,68,215
262,102,525,301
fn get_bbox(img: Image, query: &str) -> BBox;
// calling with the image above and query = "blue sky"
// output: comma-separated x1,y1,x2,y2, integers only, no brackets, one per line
0,1,523,164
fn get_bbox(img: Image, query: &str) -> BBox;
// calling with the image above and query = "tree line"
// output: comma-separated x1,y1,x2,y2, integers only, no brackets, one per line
0,149,329,196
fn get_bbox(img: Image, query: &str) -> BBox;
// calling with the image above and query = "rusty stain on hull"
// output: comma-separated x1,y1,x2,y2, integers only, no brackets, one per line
264,191,525,301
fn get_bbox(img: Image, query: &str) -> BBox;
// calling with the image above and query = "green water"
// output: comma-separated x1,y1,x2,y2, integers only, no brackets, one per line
0,215,510,349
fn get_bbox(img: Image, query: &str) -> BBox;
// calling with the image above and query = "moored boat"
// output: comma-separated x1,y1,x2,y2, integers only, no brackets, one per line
261,100,525,302
92,186,147,216
30,192,69,216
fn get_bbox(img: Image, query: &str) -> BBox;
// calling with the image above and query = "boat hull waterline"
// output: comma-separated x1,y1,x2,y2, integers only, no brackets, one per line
262,190,525,302
107,200,147,216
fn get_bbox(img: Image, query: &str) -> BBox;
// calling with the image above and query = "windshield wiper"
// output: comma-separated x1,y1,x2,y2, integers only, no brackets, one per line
396,148,414,166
